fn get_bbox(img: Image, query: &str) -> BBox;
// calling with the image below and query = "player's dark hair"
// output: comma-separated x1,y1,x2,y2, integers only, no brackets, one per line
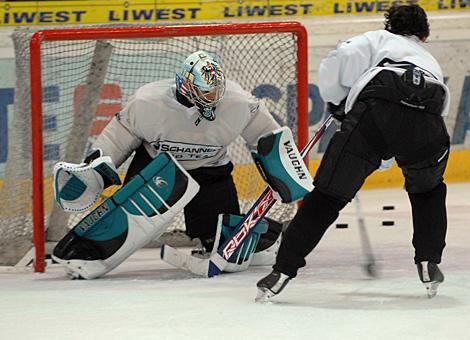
384,4,430,41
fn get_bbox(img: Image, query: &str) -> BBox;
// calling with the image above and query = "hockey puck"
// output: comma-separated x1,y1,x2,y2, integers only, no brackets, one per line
336,223,348,229
382,220,395,226
382,205,395,210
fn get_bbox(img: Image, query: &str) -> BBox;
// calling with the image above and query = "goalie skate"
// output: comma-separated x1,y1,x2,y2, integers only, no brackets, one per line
417,261,444,298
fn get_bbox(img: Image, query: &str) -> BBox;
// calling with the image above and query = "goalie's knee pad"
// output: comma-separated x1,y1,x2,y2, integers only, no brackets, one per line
52,152,199,279
254,127,313,203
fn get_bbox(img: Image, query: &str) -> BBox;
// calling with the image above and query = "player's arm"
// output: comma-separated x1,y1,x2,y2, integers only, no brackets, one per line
93,96,144,168
91,117,141,168
319,34,372,105
240,95,280,148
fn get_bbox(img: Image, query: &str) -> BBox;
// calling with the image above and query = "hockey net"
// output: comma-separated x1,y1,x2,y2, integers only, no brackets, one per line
1,22,308,271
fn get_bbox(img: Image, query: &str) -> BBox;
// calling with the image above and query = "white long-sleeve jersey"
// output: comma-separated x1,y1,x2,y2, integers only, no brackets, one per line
92,79,280,170
319,29,449,116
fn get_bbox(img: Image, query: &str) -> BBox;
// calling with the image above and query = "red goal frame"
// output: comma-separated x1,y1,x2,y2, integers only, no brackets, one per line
29,22,309,272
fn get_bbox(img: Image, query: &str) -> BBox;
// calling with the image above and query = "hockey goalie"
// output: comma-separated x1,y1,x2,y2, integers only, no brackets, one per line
52,50,313,279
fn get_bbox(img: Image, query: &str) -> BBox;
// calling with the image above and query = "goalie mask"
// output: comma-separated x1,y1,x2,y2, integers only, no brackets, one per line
176,51,226,121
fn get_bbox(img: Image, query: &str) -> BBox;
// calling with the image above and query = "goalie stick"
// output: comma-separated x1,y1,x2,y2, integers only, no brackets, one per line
161,115,335,277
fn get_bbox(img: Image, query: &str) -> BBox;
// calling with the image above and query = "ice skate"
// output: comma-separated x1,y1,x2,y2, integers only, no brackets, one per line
255,270,290,303
417,261,444,298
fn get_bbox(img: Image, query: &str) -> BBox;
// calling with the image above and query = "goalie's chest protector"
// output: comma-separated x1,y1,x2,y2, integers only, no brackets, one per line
128,80,254,170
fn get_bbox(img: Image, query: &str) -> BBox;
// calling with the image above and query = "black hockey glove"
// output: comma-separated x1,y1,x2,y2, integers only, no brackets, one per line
326,99,346,122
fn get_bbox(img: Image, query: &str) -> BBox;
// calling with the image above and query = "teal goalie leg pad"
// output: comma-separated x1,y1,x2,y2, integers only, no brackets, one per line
216,214,269,273
52,152,199,279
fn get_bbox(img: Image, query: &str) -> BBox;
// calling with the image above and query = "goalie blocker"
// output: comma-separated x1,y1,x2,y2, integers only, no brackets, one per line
253,126,313,203
52,152,199,279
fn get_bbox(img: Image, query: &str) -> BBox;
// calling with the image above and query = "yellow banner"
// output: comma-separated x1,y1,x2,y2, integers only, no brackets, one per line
0,0,468,26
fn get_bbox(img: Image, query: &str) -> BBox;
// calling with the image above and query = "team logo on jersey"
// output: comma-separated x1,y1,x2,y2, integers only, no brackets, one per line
152,176,168,189
201,62,224,86
151,140,223,161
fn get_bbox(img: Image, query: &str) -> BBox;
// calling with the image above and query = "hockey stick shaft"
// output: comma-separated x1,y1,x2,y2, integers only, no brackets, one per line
353,194,377,276
218,114,335,263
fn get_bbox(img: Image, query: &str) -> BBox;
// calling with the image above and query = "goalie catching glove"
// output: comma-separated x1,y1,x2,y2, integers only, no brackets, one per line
53,150,121,212
253,127,314,203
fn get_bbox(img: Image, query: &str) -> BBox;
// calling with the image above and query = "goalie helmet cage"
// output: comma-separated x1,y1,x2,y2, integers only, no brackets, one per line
15,22,308,272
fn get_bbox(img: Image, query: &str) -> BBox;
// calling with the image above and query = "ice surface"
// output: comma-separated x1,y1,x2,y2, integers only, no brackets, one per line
1,183,469,340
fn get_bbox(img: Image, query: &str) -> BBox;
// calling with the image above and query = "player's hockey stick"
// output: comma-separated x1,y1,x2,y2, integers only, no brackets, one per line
353,194,379,277
161,114,335,277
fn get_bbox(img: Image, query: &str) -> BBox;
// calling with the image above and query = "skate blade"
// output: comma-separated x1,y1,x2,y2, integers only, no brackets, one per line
255,288,275,303
424,282,440,298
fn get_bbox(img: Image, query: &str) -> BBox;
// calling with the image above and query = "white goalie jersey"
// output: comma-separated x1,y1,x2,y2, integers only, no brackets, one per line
93,79,280,169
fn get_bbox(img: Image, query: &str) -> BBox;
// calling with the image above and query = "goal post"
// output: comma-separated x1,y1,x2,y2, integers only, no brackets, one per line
10,22,309,272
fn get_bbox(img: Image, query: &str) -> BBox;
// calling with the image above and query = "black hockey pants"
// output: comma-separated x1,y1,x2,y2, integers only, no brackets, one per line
275,74,450,278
